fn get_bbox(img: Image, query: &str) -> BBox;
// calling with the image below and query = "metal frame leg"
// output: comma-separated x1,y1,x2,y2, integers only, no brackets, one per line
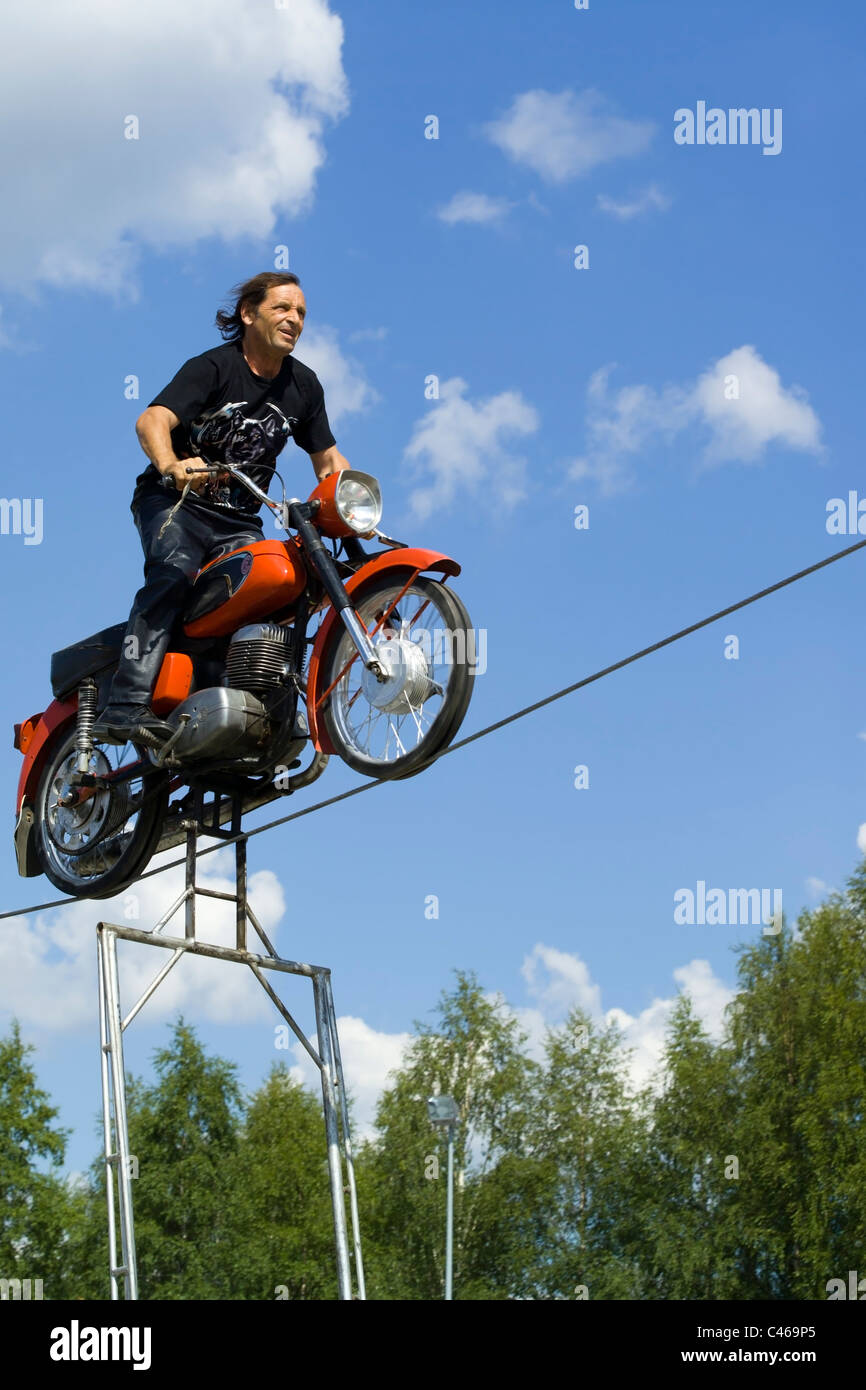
97,925,139,1300
313,972,353,1300
95,826,364,1301
97,940,120,1301
322,973,366,1299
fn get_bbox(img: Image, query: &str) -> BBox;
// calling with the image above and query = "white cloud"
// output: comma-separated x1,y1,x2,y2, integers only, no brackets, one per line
514,943,733,1092
0,0,347,297
521,943,601,1018
402,376,540,520
348,326,388,344
485,88,655,183
671,958,731,1040
805,876,828,900
0,849,286,1030
692,346,823,465
294,326,379,430
437,191,514,225
569,346,823,493
596,184,671,220
857,823,866,855
288,1015,412,1139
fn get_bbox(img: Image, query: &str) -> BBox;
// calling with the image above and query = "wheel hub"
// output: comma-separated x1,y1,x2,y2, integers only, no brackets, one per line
361,638,433,713
47,750,134,857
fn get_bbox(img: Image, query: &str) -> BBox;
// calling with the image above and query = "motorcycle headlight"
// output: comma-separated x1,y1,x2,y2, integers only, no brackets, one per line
335,471,382,534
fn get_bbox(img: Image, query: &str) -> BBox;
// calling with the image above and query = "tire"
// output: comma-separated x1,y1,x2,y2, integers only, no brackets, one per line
319,573,474,780
34,727,169,899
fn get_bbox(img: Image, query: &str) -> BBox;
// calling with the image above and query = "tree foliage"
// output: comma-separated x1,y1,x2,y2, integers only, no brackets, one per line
0,1021,83,1297
3,866,865,1300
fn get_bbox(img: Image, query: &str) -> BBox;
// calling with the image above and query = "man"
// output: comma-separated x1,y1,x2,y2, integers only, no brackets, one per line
94,272,351,746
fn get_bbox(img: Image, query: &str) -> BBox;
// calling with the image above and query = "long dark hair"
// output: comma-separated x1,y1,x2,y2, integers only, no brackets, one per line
215,272,302,342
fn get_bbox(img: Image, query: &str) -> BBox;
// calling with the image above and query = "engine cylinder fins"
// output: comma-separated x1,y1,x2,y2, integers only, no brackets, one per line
227,622,293,693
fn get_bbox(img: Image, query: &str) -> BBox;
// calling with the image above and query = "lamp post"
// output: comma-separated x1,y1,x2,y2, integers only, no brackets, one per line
427,1094,459,1300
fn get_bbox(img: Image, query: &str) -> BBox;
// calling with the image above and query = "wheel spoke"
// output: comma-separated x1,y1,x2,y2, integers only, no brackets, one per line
400,694,425,738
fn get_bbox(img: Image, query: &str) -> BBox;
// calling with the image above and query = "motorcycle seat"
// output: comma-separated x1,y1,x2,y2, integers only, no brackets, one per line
49,623,127,700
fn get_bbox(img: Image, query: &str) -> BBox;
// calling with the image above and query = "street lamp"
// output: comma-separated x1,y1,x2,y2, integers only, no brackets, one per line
427,1095,459,1300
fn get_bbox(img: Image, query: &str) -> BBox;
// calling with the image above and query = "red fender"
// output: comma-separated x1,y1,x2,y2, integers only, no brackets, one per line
306,547,461,754
16,696,78,815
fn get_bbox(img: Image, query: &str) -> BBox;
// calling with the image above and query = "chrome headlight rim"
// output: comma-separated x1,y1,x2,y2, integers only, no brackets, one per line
335,470,382,535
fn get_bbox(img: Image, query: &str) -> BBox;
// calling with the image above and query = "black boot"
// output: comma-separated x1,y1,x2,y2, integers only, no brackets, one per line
92,704,175,749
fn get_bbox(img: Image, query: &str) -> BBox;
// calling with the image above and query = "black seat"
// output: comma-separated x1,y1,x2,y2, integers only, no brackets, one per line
50,623,127,700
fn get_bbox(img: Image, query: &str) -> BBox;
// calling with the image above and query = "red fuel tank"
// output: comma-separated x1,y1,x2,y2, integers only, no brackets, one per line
183,539,306,639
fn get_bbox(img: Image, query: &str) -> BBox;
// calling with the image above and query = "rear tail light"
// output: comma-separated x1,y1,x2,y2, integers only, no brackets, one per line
14,713,44,754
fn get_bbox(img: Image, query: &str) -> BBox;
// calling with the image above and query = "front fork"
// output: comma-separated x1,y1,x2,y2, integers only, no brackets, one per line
290,503,386,679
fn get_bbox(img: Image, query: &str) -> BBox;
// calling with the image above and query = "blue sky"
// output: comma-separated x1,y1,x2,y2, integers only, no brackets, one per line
1,0,865,1178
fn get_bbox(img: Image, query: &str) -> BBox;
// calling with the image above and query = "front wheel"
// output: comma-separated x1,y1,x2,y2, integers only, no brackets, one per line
34,727,169,899
318,573,475,780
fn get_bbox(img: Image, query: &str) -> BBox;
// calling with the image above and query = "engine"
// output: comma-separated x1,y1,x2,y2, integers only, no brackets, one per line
226,623,294,694
151,623,298,766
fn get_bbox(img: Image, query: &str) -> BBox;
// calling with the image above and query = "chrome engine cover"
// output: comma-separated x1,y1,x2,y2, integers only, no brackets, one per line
156,687,271,762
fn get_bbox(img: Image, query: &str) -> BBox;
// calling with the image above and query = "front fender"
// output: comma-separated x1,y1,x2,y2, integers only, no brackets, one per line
16,696,77,816
306,547,461,754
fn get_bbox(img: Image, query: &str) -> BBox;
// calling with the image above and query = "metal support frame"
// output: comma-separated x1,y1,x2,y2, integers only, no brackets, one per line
96,817,365,1301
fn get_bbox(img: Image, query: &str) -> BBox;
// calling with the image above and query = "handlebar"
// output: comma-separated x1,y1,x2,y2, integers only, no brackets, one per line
175,459,291,525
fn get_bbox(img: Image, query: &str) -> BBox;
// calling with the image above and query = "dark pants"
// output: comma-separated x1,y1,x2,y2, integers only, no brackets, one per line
106,481,263,709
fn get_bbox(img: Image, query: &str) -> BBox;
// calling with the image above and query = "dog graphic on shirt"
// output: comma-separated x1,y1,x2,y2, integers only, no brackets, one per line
188,402,299,506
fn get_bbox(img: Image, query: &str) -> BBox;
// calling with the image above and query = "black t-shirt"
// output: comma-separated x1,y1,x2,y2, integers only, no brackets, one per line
135,339,336,521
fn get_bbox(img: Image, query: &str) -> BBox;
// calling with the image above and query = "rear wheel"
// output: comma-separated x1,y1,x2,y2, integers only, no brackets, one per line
318,573,474,780
34,728,168,899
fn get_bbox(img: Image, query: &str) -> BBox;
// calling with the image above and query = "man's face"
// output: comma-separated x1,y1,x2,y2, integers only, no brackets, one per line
242,283,307,355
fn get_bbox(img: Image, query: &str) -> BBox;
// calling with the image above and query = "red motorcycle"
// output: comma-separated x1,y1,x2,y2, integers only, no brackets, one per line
13,463,475,898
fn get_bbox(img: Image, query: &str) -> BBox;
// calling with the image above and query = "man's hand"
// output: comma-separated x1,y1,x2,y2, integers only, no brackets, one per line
161,458,210,493
310,444,352,481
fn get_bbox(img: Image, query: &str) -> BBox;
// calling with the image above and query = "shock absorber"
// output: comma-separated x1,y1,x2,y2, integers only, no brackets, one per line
75,677,98,775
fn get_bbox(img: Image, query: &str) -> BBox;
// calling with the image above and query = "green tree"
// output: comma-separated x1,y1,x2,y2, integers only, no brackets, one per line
231,1064,337,1300
0,1020,84,1298
516,1009,651,1300
359,971,540,1300
110,1019,244,1299
637,871,866,1301
9,860,866,1302
726,878,866,1298
637,994,740,1299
